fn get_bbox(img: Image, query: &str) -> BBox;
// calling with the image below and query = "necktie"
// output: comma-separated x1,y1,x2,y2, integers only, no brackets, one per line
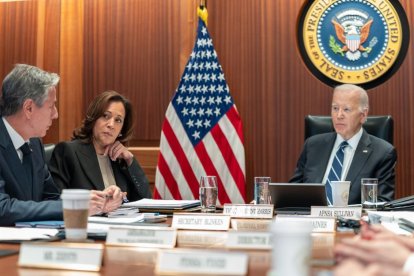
20,143,33,187
326,141,348,205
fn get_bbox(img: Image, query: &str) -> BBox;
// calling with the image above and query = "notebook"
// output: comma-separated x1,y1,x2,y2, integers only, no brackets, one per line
269,183,327,215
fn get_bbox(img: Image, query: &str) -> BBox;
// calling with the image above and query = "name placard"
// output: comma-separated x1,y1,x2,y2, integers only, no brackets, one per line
311,206,362,219
231,219,272,231
276,215,336,232
223,204,274,219
226,231,272,250
177,231,228,248
172,213,230,231
106,226,177,248
18,242,104,271
157,249,248,275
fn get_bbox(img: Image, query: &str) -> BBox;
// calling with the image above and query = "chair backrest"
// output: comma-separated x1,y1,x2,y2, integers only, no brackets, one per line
43,143,55,165
304,115,394,144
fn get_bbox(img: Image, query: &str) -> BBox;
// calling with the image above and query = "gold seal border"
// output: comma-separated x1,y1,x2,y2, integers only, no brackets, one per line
302,0,403,84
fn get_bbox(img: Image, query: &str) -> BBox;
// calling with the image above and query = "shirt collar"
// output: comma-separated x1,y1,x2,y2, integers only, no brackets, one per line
335,127,363,150
2,117,27,150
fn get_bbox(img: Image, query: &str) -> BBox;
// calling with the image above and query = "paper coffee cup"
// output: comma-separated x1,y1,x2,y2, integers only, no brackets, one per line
61,189,90,241
269,220,313,276
331,181,351,207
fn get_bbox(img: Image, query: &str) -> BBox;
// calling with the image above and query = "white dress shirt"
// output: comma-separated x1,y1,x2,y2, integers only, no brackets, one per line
322,127,363,184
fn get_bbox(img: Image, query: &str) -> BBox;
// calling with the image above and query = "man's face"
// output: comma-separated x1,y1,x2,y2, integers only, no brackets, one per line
29,87,58,137
331,89,367,140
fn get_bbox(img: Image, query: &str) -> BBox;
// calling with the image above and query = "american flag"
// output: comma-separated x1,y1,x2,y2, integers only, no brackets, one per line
154,16,246,204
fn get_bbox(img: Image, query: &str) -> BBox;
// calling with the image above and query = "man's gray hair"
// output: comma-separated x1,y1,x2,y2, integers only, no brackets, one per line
333,83,369,113
0,64,60,116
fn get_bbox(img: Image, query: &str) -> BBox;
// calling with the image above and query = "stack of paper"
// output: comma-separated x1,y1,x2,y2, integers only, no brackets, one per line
88,213,144,224
107,207,140,218
123,199,200,213
0,227,58,241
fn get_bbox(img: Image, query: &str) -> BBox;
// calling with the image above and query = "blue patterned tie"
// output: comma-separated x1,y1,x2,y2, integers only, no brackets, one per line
326,141,348,205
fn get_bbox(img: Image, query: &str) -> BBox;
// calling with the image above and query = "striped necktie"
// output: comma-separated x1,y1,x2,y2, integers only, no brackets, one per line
326,141,348,205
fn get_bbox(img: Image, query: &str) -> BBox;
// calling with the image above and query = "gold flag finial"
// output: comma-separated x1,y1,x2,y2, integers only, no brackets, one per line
197,4,208,26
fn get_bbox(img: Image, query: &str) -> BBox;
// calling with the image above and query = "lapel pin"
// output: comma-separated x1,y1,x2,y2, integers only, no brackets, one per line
363,150,368,153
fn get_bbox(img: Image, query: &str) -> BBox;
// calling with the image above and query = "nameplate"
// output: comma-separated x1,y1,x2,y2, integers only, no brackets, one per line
18,242,103,271
106,226,177,248
276,215,336,232
157,249,248,275
226,231,272,250
172,213,230,231
311,206,362,219
177,231,228,248
231,218,272,231
223,204,274,219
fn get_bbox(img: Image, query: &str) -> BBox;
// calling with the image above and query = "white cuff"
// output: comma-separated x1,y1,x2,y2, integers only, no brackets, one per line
403,254,414,273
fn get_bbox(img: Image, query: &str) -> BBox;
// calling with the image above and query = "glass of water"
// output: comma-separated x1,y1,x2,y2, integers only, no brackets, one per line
254,176,272,204
361,178,378,210
199,176,218,213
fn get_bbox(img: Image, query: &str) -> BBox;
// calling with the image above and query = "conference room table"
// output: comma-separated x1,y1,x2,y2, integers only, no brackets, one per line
0,223,352,276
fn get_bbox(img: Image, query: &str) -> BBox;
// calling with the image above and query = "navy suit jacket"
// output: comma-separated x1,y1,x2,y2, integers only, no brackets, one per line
289,130,396,204
49,140,152,201
0,119,62,226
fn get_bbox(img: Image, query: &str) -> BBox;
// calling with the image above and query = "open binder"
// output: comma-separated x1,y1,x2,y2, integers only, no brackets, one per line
377,195,414,211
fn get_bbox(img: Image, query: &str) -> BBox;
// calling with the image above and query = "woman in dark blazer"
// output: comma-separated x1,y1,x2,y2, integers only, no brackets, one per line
49,91,152,212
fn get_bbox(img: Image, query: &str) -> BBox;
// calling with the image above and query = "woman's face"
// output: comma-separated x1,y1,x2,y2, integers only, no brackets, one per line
92,101,126,151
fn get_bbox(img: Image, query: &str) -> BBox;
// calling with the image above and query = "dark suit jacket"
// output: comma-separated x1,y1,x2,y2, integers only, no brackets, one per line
49,140,152,201
289,130,396,204
0,119,62,226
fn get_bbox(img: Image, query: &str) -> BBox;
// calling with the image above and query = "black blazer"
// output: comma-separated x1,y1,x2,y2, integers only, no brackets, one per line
49,140,152,201
289,130,396,204
0,119,62,226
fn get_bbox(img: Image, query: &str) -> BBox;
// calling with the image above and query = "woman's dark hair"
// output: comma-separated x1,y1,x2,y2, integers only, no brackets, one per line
72,90,133,144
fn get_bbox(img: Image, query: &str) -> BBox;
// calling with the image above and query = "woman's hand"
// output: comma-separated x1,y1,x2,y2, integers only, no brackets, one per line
104,140,134,166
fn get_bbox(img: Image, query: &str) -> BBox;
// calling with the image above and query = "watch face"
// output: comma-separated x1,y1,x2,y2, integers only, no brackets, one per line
297,0,410,89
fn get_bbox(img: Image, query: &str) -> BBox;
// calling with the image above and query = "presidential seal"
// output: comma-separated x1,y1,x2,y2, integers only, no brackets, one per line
297,0,409,88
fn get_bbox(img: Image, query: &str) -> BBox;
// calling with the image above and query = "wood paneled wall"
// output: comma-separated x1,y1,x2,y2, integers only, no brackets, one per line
0,0,413,201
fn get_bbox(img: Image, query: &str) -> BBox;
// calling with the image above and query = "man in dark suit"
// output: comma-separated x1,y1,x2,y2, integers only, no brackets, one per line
0,64,120,226
289,84,396,204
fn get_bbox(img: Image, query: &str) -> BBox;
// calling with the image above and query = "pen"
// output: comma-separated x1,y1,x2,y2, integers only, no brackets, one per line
398,222,414,233
122,195,129,204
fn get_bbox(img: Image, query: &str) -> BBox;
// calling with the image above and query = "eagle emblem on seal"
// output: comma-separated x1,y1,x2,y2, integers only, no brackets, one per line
330,9,377,61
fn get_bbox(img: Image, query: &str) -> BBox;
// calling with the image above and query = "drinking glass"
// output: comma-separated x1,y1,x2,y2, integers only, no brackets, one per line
254,177,271,204
199,176,218,213
361,178,378,209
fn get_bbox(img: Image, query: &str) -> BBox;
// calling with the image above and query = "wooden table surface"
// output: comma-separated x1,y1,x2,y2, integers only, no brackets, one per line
0,230,353,276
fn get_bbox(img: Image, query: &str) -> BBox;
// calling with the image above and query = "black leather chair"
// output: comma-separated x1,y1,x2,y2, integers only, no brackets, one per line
43,143,55,165
304,115,393,144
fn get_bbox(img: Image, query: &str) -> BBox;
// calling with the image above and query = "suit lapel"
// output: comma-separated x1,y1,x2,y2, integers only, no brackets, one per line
111,161,128,192
316,134,336,183
346,131,372,187
0,120,32,199
76,143,106,190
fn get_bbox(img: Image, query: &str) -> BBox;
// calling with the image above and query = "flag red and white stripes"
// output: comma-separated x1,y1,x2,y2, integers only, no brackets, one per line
154,15,246,204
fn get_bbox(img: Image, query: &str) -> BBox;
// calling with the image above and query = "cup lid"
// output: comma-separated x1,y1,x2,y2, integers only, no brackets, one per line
61,189,91,200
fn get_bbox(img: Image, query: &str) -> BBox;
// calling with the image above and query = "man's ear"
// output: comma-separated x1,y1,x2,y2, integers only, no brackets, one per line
22,99,34,118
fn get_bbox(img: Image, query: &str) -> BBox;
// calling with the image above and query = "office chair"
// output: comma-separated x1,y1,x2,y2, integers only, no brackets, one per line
43,143,55,165
304,115,393,144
